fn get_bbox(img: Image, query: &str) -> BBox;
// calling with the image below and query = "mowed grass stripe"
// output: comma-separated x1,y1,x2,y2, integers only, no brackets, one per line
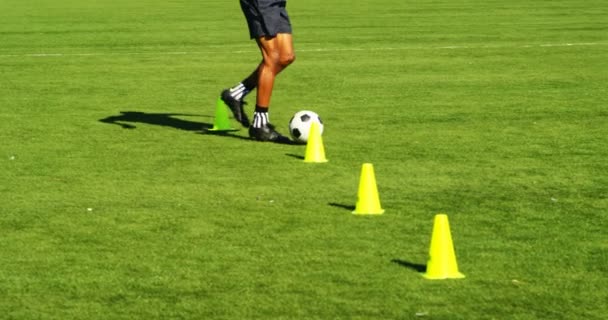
0,41,606,58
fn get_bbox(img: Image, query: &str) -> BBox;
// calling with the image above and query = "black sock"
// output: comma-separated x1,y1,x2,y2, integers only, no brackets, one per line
242,76,257,93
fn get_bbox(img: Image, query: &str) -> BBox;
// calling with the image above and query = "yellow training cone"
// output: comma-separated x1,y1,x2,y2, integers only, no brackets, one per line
423,214,465,280
352,163,384,215
209,97,236,131
303,122,328,163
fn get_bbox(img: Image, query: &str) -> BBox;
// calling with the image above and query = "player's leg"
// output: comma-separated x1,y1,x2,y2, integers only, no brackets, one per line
254,33,295,108
248,33,294,143
225,69,258,102
231,32,295,113
222,0,294,142
227,31,295,125
221,69,258,128
219,0,262,128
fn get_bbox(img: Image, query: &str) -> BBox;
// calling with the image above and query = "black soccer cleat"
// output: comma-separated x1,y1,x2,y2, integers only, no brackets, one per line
221,89,250,127
248,123,292,144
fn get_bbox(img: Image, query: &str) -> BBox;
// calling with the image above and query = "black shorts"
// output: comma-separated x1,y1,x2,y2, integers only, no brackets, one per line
240,0,292,39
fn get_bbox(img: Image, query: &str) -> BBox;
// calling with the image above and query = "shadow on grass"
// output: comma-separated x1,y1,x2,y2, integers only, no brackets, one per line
391,259,427,273
99,111,250,141
285,153,305,160
100,111,212,131
329,202,356,211
100,111,300,144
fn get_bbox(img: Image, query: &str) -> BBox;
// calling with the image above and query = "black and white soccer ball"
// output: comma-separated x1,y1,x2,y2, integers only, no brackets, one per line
288,110,324,144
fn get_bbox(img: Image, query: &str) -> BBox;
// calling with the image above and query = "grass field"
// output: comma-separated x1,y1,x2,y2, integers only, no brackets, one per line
1,0,607,318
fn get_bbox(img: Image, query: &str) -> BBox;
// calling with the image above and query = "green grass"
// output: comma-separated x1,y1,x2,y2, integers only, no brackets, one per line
1,0,607,318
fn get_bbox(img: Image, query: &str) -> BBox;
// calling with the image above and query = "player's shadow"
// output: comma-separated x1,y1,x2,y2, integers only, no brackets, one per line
99,111,211,131
99,111,250,140
391,259,427,273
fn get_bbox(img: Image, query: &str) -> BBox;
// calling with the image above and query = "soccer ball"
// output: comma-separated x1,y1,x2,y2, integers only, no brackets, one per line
288,110,324,144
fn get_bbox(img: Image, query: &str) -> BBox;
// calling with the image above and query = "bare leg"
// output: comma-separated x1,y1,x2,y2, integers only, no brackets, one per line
247,33,295,142
255,33,295,108
221,34,294,130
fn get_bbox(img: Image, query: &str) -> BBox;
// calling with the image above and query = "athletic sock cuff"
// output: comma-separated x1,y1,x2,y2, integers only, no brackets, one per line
255,105,268,113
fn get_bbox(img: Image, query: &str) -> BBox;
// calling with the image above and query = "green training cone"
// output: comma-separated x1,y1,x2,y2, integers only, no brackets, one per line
209,98,236,131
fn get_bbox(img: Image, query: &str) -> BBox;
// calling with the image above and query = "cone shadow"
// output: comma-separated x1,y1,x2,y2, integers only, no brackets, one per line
391,259,427,273
286,153,305,160
329,202,356,211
